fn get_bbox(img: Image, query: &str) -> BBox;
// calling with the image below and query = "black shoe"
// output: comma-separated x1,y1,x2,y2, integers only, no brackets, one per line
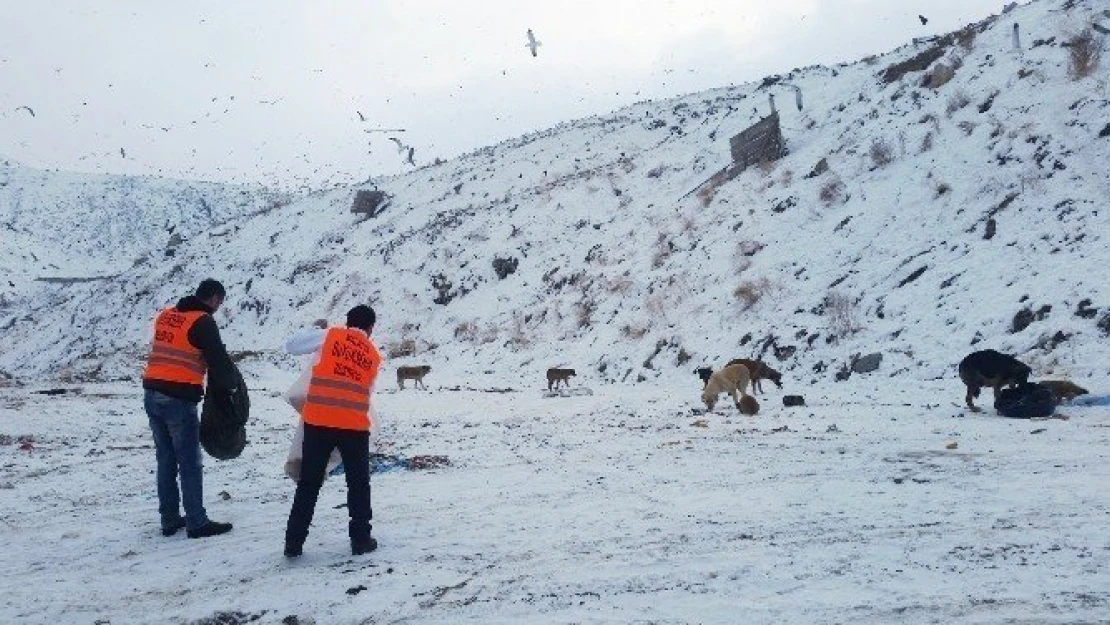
284,543,303,558
161,518,187,537
351,536,378,555
186,520,233,539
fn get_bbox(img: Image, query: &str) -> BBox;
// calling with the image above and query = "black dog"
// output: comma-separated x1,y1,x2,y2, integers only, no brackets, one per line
694,367,713,388
958,349,1031,412
995,382,1056,419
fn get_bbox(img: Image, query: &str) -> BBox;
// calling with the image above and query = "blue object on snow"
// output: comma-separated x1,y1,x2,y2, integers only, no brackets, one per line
326,454,448,476
371,455,407,473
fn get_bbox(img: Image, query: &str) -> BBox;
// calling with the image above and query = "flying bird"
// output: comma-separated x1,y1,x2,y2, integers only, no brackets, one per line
357,110,366,122
918,15,928,25
389,137,417,165
15,105,34,117
120,148,126,158
525,29,541,57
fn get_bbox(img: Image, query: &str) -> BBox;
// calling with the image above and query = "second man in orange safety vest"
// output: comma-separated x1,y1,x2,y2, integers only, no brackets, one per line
284,304,383,558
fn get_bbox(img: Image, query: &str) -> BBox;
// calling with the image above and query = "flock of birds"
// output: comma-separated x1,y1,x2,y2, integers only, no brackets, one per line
7,28,544,173
351,29,540,168
7,13,942,179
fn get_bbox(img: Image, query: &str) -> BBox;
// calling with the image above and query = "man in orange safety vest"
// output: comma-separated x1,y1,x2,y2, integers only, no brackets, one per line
142,278,237,539
284,304,383,557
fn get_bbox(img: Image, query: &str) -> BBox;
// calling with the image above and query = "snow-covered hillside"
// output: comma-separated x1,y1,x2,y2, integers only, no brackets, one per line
0,158,289,299
1,0,1108,389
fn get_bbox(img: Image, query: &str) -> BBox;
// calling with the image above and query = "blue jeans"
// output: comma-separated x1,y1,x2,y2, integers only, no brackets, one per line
144,390,208,531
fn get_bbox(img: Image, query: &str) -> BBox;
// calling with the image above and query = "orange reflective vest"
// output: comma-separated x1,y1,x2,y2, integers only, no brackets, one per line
302,327,381,431
143,308,208,386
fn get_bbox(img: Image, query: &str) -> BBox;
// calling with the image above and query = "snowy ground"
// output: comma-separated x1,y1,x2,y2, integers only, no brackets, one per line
2,372,1108,624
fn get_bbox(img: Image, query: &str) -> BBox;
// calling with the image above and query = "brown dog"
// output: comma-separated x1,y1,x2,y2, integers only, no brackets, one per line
547,368,576,390
396,365,432,390
726,358,783,394
1036,380,1089,403
701,364,752,412
738,395,760,415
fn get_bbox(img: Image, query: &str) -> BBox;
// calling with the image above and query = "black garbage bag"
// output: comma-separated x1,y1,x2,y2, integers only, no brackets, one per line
994,382,1057,419
200,366,250,460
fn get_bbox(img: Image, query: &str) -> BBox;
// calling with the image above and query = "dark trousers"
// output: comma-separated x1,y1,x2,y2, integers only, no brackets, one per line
285,423,372,548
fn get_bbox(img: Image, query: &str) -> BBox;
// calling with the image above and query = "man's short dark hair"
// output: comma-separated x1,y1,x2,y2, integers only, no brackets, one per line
196,279,226,300
346,305,376,331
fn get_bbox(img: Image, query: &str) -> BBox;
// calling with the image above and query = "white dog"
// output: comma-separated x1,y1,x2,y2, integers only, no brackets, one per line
701,364,752,411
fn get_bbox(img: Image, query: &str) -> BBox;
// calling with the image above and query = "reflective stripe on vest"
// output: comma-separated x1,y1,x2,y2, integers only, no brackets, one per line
303,394,371,413
302,327,381,431
142,308,208,386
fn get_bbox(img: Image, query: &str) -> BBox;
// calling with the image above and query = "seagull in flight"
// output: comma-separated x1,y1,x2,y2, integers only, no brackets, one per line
918,15,928,25
15,105,34,117
389,137,417,166
525,29,541,57
357,110,366,122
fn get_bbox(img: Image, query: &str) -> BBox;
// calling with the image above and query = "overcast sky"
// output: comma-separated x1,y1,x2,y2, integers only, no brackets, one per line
0,0,1014,191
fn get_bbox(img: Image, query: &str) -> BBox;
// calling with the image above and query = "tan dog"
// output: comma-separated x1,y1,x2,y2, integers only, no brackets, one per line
547,368,576,390
1036,380,1089,403
701,364,752,411
726,358,783,394
396,365,432,389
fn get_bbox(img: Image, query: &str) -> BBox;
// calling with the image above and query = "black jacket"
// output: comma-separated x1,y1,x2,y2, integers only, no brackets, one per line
142,295,237,403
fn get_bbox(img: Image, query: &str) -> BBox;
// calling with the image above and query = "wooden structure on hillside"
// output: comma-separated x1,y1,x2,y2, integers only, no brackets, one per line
350,189,391,219
729,111,786,169
677,111,789,205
